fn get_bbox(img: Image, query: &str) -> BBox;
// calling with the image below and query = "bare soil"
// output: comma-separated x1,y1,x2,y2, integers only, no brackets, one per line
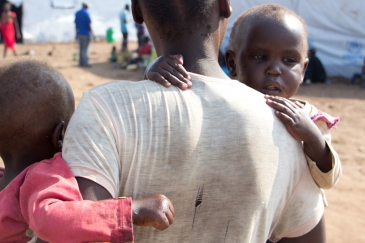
0,42,364,243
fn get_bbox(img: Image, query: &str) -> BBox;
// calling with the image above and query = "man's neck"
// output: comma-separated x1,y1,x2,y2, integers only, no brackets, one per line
157,40,230,80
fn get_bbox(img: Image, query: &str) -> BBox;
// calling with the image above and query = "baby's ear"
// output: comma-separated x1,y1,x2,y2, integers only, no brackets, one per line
51,121,65,152
225,50,237,78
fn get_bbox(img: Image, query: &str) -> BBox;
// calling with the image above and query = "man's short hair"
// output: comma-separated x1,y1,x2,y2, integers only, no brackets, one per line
140,0,215,41
229,4,308,54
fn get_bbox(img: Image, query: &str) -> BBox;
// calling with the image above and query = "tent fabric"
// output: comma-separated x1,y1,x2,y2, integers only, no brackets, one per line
21,0,364,78
223,0,365,78
22,0,135,44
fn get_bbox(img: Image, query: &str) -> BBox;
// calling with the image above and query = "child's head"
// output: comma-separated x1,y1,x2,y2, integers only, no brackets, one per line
225,4,309,99
0,58,75,163
141,35,149,46
3,2,11,11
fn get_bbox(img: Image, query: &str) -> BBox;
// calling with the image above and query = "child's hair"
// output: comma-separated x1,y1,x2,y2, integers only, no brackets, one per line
229,4,308,54
140,0,214,41
0,57,74,148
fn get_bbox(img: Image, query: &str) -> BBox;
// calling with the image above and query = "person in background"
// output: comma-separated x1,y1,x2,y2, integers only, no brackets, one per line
0,2,21,57
120,4,131,51
126,35,152,70
351,57,365,87
304,48,327,84
75,2,93,67
135,23,146,47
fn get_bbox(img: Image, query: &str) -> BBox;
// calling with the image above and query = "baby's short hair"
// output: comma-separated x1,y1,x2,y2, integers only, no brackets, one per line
0,57,74,144
229,4,308,53
140,0,215,41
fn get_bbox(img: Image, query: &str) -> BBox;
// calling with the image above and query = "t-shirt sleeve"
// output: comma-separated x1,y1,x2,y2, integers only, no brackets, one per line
269,166,325,242
62,91,121,197
20,155,133,243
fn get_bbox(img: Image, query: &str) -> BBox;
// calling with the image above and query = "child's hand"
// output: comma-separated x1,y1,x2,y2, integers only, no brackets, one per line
145,54,192,90
132,194,175,230
265,95,322,143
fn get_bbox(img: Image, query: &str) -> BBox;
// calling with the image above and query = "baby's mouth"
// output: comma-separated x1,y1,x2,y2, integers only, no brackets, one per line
263,85,281,95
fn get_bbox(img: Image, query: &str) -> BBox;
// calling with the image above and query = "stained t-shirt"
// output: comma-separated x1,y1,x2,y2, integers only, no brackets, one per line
63,73,324,242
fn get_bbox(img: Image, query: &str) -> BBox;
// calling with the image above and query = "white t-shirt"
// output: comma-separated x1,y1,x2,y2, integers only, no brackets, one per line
63,73,324,242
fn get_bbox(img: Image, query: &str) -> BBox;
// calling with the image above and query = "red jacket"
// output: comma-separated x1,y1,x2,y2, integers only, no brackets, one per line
0,153,133,243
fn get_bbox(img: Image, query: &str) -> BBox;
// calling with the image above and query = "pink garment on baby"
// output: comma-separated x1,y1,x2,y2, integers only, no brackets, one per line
311,110,340,129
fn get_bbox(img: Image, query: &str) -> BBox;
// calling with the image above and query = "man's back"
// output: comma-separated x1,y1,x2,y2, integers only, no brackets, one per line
63,73,323,242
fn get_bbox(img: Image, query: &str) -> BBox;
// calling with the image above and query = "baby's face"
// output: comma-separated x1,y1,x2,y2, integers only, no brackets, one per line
228,15,308,99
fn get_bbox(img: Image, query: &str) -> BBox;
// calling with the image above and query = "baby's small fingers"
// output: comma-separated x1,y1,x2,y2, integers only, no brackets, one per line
166,57,191,80
266,99,295,115
148,72,171,88
169,201,175,217
161,69,189,90
154,215,170,231
294,100,304,108
165,209,174,225
275,111,295,126
170,54,184,65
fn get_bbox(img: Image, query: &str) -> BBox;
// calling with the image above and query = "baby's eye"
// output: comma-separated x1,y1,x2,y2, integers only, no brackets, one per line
253,54,265,60
283,58,297,63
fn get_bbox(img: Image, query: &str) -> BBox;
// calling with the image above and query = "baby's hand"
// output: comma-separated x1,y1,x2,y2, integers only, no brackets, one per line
145,54,192,90
265,95,321,143
132,194,175,230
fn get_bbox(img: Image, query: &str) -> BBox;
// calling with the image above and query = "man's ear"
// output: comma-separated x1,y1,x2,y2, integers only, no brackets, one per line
131,0,144,24
301,57,309,83
52,121,65,151
225,50,237,77
220,0,232,18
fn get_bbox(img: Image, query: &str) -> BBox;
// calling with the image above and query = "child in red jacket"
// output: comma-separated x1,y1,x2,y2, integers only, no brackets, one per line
0,58,175,243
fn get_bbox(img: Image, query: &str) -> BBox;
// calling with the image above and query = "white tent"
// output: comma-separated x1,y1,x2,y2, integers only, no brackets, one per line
14,0,365,78
223,0,365,78
20,0,135,44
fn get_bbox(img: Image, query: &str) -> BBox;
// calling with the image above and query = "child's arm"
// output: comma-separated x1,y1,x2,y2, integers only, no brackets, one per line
20,156,174,243
265,96,341,189
144,54,192,90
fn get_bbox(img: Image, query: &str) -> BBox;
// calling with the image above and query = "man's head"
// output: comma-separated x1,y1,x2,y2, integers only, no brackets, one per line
226,4,309,99
131,0,231,56
0,58,75,160
125,4,130,11
82,2,89,9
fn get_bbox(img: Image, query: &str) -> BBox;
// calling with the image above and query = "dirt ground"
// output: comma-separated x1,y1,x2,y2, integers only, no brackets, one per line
0,42,364,242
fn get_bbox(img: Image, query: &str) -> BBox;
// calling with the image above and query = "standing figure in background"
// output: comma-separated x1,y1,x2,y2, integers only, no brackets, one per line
135,23,146,47
351,57,365,87
304,48,327,84
120,4,130,51
0,2,21,57
75,2,93,67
